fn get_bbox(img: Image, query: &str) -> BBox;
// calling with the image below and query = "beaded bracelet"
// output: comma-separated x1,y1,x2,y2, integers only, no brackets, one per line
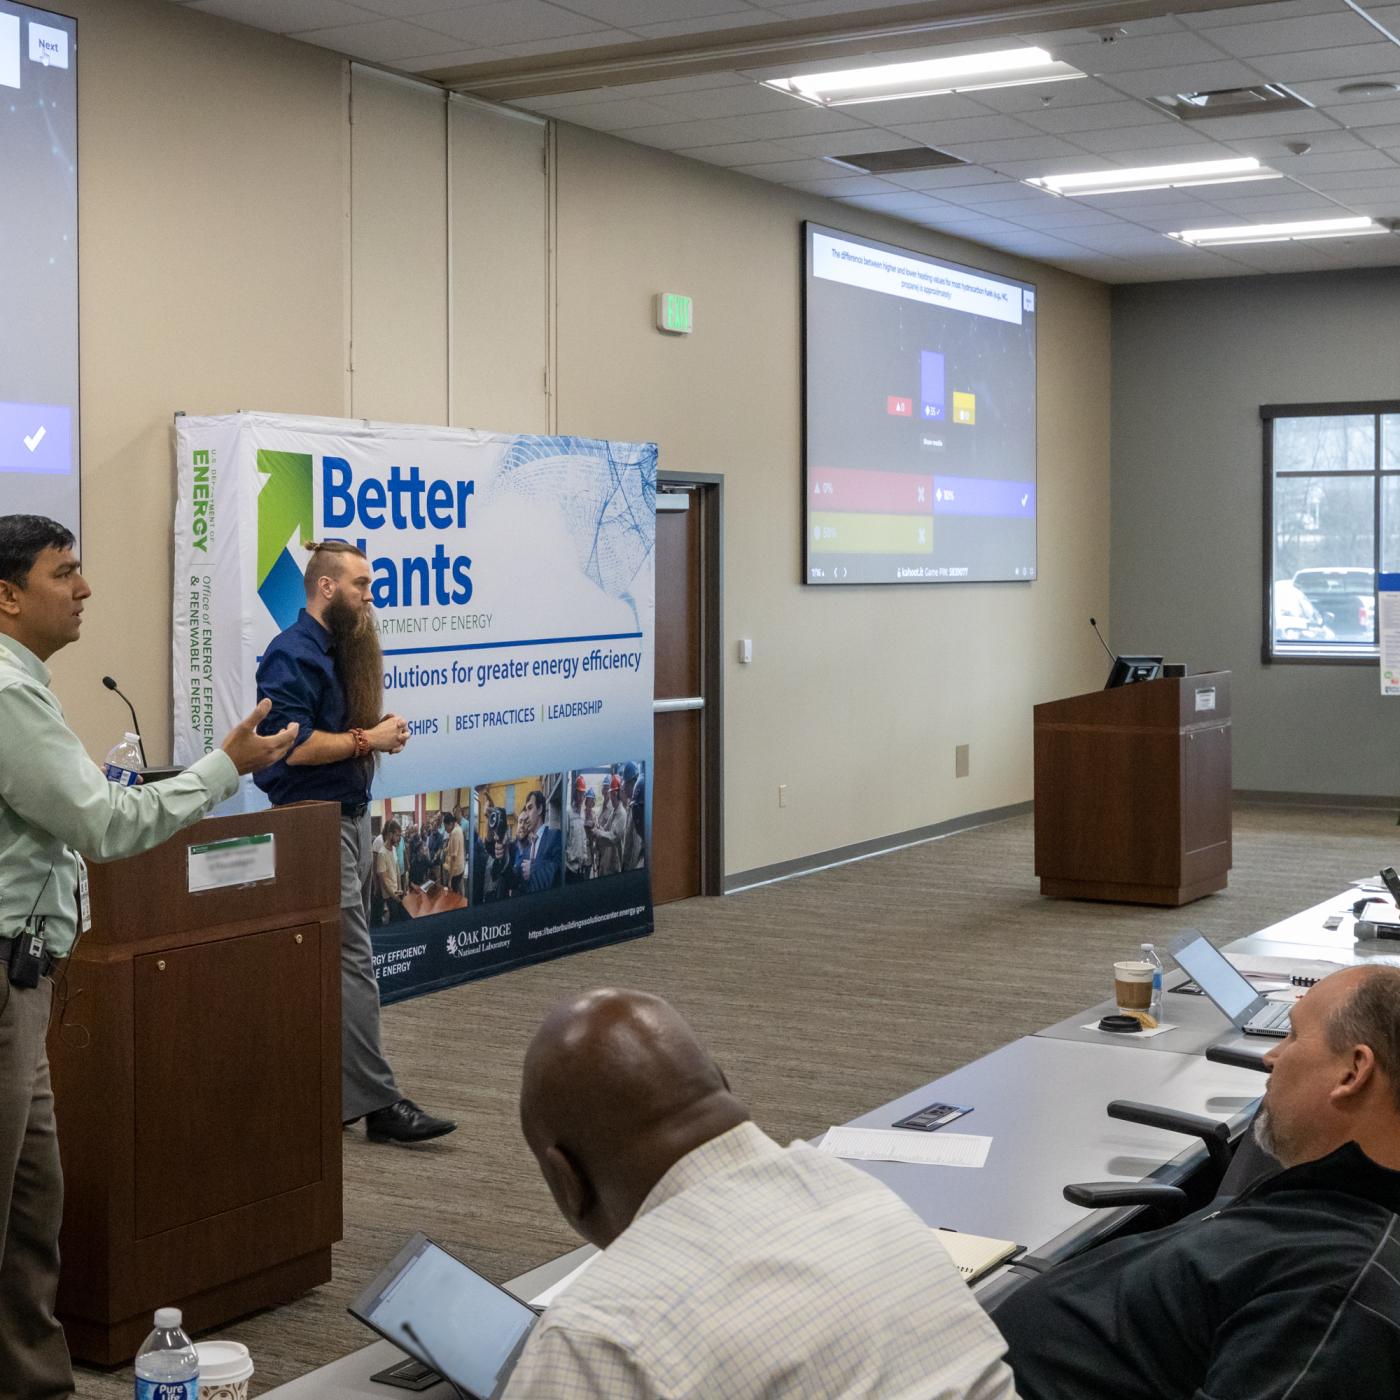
349,726,370,759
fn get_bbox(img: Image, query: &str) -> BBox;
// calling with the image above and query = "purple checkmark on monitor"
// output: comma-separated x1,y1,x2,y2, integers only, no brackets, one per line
0,403,72,474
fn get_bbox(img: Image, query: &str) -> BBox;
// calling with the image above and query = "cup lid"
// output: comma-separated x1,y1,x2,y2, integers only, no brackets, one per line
195,1340,253,1382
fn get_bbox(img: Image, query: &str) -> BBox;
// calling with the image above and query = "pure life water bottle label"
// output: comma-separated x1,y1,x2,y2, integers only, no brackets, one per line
104,762,140,786
137,1382,197,1400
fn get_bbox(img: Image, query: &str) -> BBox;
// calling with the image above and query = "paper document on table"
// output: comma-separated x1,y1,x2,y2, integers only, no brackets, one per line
818,1127,991,1168
529,1253,596,1307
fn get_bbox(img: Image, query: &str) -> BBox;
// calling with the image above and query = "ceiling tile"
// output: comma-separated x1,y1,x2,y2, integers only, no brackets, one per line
541,96,680,130
969,77,1139,113
1200,189,1347,214
353,0,508,15
397,46,508,70
788,175,904,196
1021,99,1168,134
1287,72,1400,109
492,31,638,57
1168,110,1342,139
884,166,1017,190
1103,58,1274,99
1040,32,1231,74
286,17,456,60
1334,97,1400,128
1180,2,1351,29
630,11,787,39
1204,12,1380,57
775,129,917,158
1014,16,1188,46
1304,163,1400,186
417,2,612,46
558,0,765,24
679,139,805,167
940,134,1090,163
1274,148,1400,173
816,94,996,126
883,114,1044,145
188,0,368,30
1248,44,1400,83
838,190,961,211
649,83,803,120
720,156,835,180
1069,123,1219,153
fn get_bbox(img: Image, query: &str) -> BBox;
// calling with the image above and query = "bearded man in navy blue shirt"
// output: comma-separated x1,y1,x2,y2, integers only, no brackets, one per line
256,541,454,1145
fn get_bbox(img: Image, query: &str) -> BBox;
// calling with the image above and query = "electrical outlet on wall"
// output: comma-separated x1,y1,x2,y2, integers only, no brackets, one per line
955,744,970,779
778,784,787,808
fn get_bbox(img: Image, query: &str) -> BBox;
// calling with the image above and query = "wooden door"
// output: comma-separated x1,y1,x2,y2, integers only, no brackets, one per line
652,493,704,903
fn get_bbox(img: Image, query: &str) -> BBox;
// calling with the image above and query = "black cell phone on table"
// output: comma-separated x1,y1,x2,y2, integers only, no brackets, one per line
1381,867,1400,905
891,1102,972,1132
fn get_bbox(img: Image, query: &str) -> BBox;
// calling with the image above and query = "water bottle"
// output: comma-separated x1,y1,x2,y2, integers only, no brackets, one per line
1141,942,1165,1024
104,732,143,787
134,1307,198,1400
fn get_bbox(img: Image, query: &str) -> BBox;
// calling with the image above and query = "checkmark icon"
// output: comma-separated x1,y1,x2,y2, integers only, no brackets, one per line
23,426,46,452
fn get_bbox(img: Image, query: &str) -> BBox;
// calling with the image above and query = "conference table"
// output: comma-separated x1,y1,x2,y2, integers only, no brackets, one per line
264,884,1395,1397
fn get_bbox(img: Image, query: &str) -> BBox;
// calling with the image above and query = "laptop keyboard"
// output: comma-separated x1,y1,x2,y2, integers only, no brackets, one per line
1246,1001,1292,1034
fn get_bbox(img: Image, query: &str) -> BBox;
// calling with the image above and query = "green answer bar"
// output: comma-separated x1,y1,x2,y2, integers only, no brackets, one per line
810,511,933,554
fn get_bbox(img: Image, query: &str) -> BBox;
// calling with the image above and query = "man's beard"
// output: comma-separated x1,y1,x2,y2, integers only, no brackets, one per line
325,596,383,730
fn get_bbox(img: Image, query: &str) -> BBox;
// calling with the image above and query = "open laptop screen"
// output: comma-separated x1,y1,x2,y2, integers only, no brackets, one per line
350,1234,536,1400
1171,933,1258,1022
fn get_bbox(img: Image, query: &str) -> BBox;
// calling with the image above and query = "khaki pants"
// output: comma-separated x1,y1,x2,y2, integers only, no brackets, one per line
0,976,72,1399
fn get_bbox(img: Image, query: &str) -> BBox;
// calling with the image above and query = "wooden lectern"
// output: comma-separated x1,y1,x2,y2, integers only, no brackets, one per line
48,801,342,1364
1033,673,1232,906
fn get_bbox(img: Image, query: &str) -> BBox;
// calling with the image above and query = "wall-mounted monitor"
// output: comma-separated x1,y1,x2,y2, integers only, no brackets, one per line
803,223,1035,586
1,2,79,538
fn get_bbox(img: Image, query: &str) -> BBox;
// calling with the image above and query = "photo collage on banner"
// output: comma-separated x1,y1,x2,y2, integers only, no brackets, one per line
172,412,656,1002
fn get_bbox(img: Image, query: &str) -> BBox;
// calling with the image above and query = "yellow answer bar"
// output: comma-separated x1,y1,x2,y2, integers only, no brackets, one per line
810,512,933,554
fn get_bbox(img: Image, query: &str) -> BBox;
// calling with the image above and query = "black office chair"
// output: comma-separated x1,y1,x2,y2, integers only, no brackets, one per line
978,1046,1277,1312
1059,1043,1277,1226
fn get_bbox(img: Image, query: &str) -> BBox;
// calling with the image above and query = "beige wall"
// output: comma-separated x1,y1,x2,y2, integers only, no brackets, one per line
51,0,1110,877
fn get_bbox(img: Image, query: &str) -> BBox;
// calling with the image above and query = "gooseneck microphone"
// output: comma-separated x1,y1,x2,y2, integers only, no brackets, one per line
101,676,148,768
1088,617,1117,664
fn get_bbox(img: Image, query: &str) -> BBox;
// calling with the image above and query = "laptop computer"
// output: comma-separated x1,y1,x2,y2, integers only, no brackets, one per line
349,1233,538,1399
1170,931,1294,1039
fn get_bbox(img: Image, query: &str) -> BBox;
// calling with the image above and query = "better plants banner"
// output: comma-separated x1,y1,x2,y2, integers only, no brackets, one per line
173,411,655,1001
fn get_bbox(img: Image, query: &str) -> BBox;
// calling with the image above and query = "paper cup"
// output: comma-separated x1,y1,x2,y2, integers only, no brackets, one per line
196,1341,253,1400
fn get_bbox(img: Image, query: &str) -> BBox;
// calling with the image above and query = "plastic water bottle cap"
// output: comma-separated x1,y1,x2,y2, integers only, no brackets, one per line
124,732,141,746
154,1307,183,1329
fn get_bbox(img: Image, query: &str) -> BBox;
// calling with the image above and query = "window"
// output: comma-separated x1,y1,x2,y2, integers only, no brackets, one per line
1263,402,1400,660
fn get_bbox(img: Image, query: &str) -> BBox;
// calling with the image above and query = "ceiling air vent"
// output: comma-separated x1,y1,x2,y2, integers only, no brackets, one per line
824,147,967,175
1149,84,1312,121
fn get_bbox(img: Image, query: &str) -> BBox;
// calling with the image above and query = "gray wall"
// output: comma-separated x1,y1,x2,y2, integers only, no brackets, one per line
1111,268,1400,798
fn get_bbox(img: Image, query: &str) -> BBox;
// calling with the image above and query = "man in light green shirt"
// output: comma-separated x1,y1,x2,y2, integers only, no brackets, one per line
0,514,297,1398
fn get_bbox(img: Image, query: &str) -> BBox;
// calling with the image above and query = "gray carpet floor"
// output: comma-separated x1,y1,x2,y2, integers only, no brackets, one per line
72,801,1399,1396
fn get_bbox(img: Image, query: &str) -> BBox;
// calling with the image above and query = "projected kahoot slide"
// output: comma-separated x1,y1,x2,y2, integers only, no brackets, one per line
0,3,78,535
804,224,1036,586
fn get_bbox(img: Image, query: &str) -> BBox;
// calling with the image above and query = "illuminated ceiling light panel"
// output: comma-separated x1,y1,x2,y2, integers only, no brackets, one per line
764,47,1083,107
1026,156,1281,198
1169,215,1388,246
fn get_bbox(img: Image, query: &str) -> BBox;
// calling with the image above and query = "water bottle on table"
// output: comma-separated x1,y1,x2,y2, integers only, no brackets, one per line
104,732,143,786
135,1307,199,1400
1141,942,1165,1024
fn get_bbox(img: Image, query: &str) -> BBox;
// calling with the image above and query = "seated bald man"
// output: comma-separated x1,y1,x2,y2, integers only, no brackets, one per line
502,989,1016,1400
994,963,1400,1400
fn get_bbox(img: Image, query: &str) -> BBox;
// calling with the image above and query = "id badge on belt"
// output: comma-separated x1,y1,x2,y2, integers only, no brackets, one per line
76,855,91,934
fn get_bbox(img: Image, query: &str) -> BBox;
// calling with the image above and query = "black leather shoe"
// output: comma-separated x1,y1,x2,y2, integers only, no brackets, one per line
365,1098,457,1144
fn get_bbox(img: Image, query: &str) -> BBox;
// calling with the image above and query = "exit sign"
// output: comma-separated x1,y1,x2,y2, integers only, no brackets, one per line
655,292,693,335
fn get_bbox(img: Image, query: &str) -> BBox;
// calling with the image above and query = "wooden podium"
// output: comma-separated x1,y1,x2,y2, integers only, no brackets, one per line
1033,673,1232,906
48,801,343,1364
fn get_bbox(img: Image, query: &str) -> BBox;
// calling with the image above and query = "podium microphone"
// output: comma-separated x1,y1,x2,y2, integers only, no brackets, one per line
1088,617,1117,664
101,676,148,768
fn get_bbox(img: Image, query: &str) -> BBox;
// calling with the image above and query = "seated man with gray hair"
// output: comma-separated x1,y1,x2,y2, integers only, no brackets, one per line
502,988,1016,1399
994,963,1400,1399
